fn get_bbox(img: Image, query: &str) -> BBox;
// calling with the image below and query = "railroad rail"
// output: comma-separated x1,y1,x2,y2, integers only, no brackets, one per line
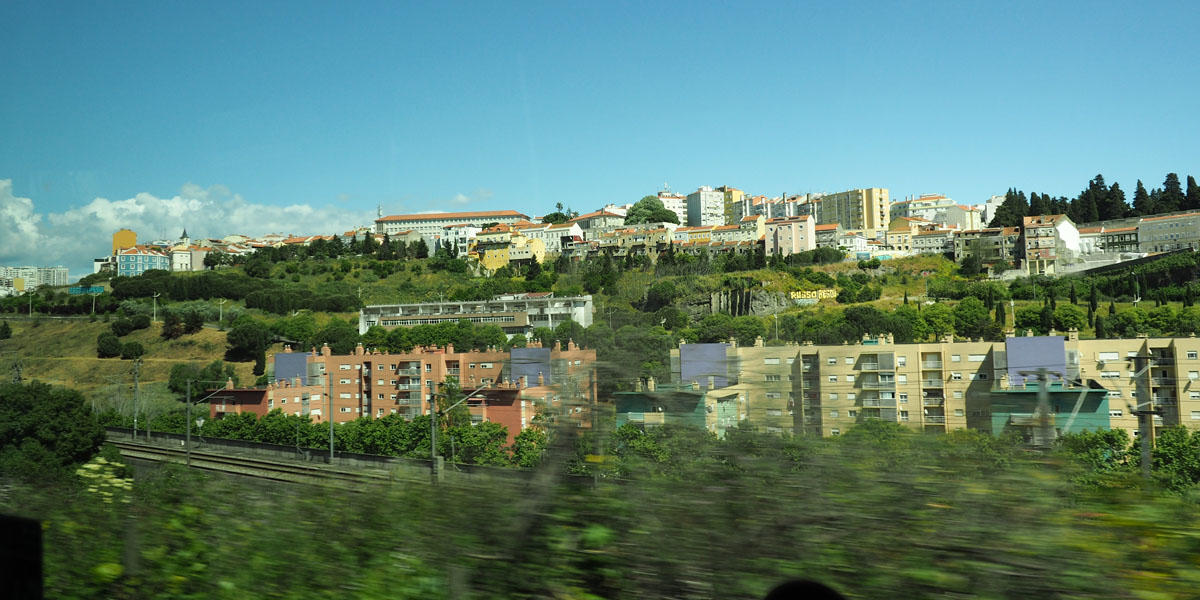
110,440,394,486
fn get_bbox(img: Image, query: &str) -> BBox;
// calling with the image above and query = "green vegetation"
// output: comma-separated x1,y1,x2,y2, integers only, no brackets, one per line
10,416,1200,598
0,381,105,480
989,171,1200,227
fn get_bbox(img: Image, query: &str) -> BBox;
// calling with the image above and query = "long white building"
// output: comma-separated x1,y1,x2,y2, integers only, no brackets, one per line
359,292,594,336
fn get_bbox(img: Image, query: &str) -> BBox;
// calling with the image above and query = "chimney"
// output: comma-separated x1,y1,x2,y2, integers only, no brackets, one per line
284,344,292,353
554,341,562,351
537,372,544,386
755,336,764,347
635,379,643,392
567,339,577,350
691,380,700,391
445,343,454,354
729,337,738,348
293,377,301,387
225,377,235,390
707,375,715,390
647,376,656,392
321,343,331,357
519,375,527,389
355,342,364,356
1068,328,1079,342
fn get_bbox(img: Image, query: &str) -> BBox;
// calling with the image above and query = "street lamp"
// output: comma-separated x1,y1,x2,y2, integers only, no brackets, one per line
152,292,161,322
186,379,234,467
217,299,228,328
430,383,491,483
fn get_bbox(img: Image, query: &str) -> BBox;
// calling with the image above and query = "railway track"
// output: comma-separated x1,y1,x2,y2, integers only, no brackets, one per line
110,440,394,486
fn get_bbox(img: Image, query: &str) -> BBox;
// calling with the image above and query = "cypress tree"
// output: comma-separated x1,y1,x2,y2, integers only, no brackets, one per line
1109,300,1117,315
1133,180,1154,216
1160,173,1184,213
1186,175,1200,211
1069,282,1078,305
1088,284,1099,314
1094,315,1107,339
994,301,1006,327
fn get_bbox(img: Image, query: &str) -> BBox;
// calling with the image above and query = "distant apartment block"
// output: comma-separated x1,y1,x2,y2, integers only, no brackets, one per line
810,188,890,239
116,246,170,277
358,292,593,336
1138,211,1200,253
250,341,596,443
671,332,1200,441
0,265,68,290
374,210,531,251
764,215,816,256
686,186,725,227
716,185,744,226
890,194,983,231
1021,214,1080,276
657,190,689,225
954,227,1021,265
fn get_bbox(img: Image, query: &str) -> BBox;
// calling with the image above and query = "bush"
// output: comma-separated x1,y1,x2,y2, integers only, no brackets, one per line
97,333,122,358
120,342,145,360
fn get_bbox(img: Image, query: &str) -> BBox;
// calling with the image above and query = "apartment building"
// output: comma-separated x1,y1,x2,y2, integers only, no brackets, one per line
657,191,689,225
469,224,546,271
375,210,531,252
716,185,745,227
1022,214,1080,275
264,341,596,439
0,265,69,290
358,292,594,336
671,333,1200,441
811,188,890,239
686,186,725,227
954,227,1021,265
814,224,843,248
614,379,745,438
912,229,956,255
116,246,170,277
1138,212,1200,253
764,215,816,256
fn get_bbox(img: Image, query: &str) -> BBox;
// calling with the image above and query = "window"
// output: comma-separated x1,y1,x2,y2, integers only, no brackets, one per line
377,379,384,386
1127,351,1139,358
378,365,384,371
1190,392,1200,400
954,409,964,417
830,428,840,436
1189,371,1199,380
897,374,907,384
846,393,856,401
951,372,962,380
786,357,795,364
1098,352,1119,361
339,364,352,370
425,364,432,372
827,357,837,365
953,391,963,399
765,375,781,382
340,407,352,413
896,356,907,367
469,363,476,369
844,357,854,365
1100,371,1119,379
479,362,494,369
377,394,384,400
828,375,838,383
1108,390,1122,398
1192,411,1200,421
1188,351,1198,360
846,374,855,383
848,410,857,418
898,393,908,403
281,398,287,404
828,393,838,401
764,357,780,365
765,392,781,399
829,410,839,418
968,354,985,362
951,354,961,362
899,410,909,421
766,409,783,417
1110,410,1123,418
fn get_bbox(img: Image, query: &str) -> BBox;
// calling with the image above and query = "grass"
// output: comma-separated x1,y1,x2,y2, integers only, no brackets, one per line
0,319,265,398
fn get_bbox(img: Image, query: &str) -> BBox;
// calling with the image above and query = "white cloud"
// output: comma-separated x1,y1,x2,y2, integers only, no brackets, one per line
0,180,43,264
0,180,375,277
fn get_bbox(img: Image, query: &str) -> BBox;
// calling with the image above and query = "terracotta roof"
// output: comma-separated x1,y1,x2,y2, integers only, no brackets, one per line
1023,214,1067,226
1106,226,1137,232
570,210,623,222
377,210,529,223
1078,226,1104,234
1139,211,1200,223
713,225,739,231
814,224,839,232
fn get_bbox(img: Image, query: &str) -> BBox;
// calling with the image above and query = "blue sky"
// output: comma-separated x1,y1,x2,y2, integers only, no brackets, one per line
1,1,1197,274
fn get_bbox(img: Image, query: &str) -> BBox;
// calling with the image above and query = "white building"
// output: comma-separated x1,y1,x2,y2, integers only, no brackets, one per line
375,210,531,252
514,222,584,254
686,186,724,227
657,191,688,226
359,293,594,336
0,266,69,289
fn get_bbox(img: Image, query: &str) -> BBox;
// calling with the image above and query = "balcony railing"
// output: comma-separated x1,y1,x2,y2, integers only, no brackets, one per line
447,369,460,376
1151,377,1172,386
924,416,946,424
861,381,896,390
922,399,944,407
921,361,943,369
395,368,422,376
921,380,944,388
860,399,896,408
396,384,421,391
859,362,881,370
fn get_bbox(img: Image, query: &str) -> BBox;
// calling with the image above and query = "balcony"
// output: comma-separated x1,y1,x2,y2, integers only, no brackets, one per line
861,380,896,390
922,398,944,407
860,399,896,408
921,379,944,388
859,362,881,370
395,368,422,376
924,416,946,424
921,361,943,369
447,369,461,376
1151,377,1172,386
396,384,422,391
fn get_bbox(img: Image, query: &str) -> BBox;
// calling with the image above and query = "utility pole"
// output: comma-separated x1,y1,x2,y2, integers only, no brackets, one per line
152,292,161,322
91,292,100,314
217,299,227,327
132,358,142,440
430,392,439,483
186,380,192,467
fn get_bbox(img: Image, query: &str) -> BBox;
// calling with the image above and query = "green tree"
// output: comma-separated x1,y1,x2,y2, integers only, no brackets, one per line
922,303,954,339
541,211,569,224
0,382,106,480
1151,426,1200,492
1186,175,1200,211
952,297,991,339
1159,173,1184,213
97,332,122,358
1132,180,1154,216
183,309,204,334
625,195,679,225
226,319,273,362
0,320,10,340
988,188,1028,228
120,342,145,360
161,309,184,339
1052,303,1087,332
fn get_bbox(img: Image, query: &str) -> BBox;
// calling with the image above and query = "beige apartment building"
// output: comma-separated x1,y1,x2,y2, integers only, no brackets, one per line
672,332,1200,440
810,188,890,239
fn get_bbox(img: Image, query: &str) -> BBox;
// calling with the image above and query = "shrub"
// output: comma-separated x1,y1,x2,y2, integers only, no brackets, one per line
97,333,122,358
120,341,145,360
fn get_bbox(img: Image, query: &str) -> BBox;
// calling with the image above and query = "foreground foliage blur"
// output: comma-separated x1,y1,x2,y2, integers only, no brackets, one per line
6,410,1200,598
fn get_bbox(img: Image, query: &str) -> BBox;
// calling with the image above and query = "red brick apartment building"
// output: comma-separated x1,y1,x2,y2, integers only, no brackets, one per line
211,340,596,445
